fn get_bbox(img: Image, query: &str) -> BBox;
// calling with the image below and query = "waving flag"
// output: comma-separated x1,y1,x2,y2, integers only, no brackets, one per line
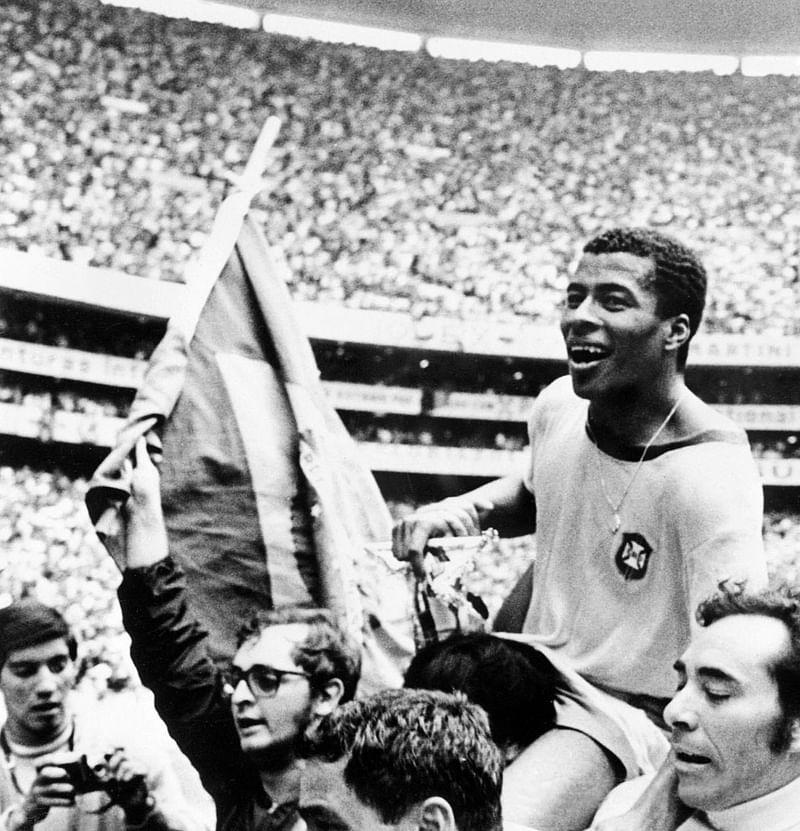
86,119,413,691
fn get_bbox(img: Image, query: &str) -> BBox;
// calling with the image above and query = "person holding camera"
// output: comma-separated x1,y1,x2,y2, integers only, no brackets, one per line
0,599,206,831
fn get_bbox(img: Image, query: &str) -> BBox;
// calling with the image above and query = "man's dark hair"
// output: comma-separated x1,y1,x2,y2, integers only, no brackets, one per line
583,227,707,369
697,582,800,752
300,688,503,831
236,607,361,702
404,633,559,753
0,599,78,670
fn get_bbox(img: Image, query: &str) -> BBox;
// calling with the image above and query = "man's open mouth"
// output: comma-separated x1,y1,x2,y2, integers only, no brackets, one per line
675,750,712,766
568,344,610,365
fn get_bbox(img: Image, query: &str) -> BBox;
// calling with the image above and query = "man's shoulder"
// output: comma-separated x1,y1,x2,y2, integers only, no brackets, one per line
531,376,583,423
590,774,653,826
680,394,749,446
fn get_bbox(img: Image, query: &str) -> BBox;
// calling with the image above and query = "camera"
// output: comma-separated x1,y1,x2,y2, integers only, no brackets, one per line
60,756,108,794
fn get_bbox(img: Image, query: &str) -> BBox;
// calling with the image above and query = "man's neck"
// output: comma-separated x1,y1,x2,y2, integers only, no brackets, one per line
588,378,688,447
2,717,73,754
258,758,302,808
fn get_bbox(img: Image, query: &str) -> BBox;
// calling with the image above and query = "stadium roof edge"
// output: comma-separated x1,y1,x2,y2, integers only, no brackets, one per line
227,0,800,54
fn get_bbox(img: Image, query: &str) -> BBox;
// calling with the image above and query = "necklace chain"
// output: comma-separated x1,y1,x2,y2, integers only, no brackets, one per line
590,390,687,535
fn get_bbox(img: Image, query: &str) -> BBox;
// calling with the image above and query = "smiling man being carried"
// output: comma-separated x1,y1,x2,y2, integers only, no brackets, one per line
393,228,767,830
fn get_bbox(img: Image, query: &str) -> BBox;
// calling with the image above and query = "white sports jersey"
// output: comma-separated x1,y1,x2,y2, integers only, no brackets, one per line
522,376,767,701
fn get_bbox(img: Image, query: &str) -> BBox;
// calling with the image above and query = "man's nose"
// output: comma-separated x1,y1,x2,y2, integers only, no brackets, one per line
564,295,601,327
33,667,61,694
663,688,700,732
230,678,255,706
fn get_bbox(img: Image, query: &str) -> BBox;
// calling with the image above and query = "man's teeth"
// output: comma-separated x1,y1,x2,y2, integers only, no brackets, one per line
570,346,608,363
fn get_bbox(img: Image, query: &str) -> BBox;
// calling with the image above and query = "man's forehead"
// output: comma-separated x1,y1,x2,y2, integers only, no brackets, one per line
235,622,309,665
5,638,71,663
573,250,655,282
681,615,790,680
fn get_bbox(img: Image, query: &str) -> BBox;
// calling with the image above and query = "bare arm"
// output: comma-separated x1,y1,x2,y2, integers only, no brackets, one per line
392,474,535,576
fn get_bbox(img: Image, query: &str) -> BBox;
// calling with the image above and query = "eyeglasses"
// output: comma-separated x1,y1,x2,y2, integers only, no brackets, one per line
223,664,310,698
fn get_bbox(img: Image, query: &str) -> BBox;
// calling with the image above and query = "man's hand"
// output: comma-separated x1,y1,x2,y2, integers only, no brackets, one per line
100,748,154,824
10,754,81,831
391,497,494,578
121,437,170,569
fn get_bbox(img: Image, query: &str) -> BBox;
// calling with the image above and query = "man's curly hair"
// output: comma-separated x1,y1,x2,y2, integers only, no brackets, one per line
236,606,361,702
300,689,503,831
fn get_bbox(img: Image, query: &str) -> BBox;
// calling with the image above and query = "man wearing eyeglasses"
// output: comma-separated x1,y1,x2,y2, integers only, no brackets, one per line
112,439,362,831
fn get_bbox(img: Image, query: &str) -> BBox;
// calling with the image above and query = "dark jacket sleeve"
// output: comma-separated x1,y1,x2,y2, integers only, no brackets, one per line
117,557,252,802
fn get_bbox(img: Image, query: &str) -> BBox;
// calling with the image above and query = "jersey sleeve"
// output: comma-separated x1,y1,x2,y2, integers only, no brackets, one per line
679,446,767,621
523,376,574,496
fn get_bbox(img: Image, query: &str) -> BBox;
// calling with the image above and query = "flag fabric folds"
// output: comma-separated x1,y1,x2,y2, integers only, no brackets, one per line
86,185,414,692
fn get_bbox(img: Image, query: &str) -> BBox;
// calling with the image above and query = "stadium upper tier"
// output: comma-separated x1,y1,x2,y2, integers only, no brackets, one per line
2,0,800,335
3,249,800,369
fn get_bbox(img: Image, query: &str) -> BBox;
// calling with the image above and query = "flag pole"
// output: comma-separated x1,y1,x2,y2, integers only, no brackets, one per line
239,115,281,192
172,116,282,341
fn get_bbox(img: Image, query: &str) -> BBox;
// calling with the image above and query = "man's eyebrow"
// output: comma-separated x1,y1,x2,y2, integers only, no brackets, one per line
594,281,636,293
696,666,739,686
674,659,740,687
566,280,635,293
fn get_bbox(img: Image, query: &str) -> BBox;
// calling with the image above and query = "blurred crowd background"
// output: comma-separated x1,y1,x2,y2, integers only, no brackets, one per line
2,0,800,692
3,0,800,334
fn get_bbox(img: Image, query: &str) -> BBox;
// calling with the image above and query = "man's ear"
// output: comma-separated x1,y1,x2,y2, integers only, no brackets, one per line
418,797,457,831
663,313,691,354
310,678,345,718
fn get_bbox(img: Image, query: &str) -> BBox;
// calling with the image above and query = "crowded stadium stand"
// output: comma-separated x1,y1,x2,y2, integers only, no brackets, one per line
3,0,800,686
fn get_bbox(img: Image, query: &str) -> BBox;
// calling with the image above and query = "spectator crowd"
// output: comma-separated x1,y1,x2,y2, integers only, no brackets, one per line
2,0,800,335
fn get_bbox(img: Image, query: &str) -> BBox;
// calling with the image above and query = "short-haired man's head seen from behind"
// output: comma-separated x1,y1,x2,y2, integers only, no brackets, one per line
403,632,559,761
299,688,503,831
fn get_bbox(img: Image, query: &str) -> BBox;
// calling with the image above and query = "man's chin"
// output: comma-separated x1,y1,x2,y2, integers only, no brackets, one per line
568,372,598,400
242,738,297,769
30,707,67,734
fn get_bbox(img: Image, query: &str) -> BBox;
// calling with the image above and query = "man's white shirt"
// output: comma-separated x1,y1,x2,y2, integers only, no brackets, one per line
592,771,800,831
